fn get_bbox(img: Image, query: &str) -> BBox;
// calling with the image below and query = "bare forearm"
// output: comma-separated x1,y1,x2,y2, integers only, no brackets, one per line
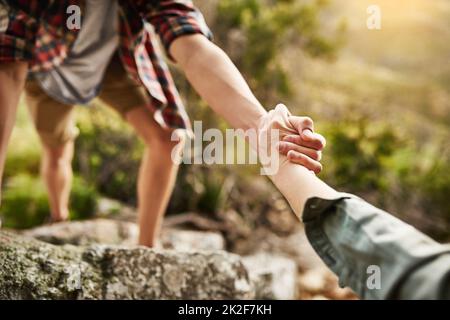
171,35,266,131
171,37,338,216
271,159,340,217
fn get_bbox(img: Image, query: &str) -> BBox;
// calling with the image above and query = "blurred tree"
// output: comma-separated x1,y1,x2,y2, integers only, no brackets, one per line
207,0,344,104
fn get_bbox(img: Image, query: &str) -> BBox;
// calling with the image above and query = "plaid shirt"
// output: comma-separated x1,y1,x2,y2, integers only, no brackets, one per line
0,0,213,130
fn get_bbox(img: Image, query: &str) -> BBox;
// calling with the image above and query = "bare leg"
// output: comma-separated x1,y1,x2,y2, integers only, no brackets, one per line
0,62,28,196
40,141,74,222
125,107,183,247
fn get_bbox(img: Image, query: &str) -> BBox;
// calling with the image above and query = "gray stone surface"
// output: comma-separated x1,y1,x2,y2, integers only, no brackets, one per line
22,219,138,246
0,231,253,299
161,229,225,251
23,219,225,251
8,220,302,300
243,252,297,300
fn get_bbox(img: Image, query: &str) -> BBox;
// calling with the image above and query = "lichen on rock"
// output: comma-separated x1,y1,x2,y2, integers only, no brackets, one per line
0,231,253,299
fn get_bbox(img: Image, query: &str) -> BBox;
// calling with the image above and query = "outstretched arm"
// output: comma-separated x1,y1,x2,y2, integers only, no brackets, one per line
171,35,265,132
170,34,325,173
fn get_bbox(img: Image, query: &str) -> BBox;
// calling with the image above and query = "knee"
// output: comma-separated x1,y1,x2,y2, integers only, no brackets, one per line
42,144,72,170
142,128,186,153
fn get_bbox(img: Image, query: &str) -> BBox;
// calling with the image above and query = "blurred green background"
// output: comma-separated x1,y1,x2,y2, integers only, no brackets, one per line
1,0,449,241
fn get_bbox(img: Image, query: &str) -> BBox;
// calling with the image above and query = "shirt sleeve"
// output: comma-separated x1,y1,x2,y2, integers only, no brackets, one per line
0,0,46,62
138,0,213,60
302,195,450,299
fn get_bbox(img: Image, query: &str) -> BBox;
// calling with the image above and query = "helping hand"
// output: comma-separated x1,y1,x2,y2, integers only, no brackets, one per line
274,105,326,174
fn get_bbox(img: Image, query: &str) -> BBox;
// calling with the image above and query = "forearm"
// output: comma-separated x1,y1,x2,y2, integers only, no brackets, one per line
171,37,338,217
270,159,340,217
171,35,266,132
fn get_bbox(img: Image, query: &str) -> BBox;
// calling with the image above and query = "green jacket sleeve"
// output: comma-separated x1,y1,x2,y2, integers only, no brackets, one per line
302,195,450,299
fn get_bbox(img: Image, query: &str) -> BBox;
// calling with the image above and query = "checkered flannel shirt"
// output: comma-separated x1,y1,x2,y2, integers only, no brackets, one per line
0,0,213,130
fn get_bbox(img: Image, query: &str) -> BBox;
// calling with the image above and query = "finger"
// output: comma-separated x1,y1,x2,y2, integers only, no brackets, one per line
283,133,326,150
301,130,326,149
287,150,323,174
277,141,322,161
288,116,314,133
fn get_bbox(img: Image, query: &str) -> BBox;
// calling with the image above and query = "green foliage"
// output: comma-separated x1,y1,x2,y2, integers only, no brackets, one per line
69,176,99,221
215,0,344,103
398,147,450,224
73,105,143,205
0,174,49,229
419,158,450,221
168,165,233,215
318,116,450,239
320,117,401,192
0,174,98,229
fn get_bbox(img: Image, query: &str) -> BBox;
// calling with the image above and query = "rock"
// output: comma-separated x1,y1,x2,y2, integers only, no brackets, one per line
96,197,130,217
96,197,137,222
0,231,253,299
23,219,225,251
297,269,328,293
297,268,358,300
161,229,225,251
242,252,297,300
232,226,327,270
22,219,138,246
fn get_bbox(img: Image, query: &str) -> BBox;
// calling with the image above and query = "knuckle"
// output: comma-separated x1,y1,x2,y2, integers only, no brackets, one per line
298,154,309,164
316,139,324,149
289,151,302,161
315,163,323,173
311,150,321,161
278,142,287,152
302,117,313,128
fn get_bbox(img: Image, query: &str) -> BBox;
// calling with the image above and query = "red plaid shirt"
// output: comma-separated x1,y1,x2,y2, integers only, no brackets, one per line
0,0,213,130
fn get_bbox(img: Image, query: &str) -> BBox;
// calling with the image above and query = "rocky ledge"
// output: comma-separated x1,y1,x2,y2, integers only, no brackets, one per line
0,219,298,300
0,230,252,299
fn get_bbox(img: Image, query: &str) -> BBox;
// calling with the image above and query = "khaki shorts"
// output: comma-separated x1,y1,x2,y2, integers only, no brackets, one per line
25,54,150,147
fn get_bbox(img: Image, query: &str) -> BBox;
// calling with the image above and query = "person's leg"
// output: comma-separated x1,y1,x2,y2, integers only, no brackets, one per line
126,108,182,247
40,141,74,222
24,80,78,222
0,62,28,194
97,54,183,247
